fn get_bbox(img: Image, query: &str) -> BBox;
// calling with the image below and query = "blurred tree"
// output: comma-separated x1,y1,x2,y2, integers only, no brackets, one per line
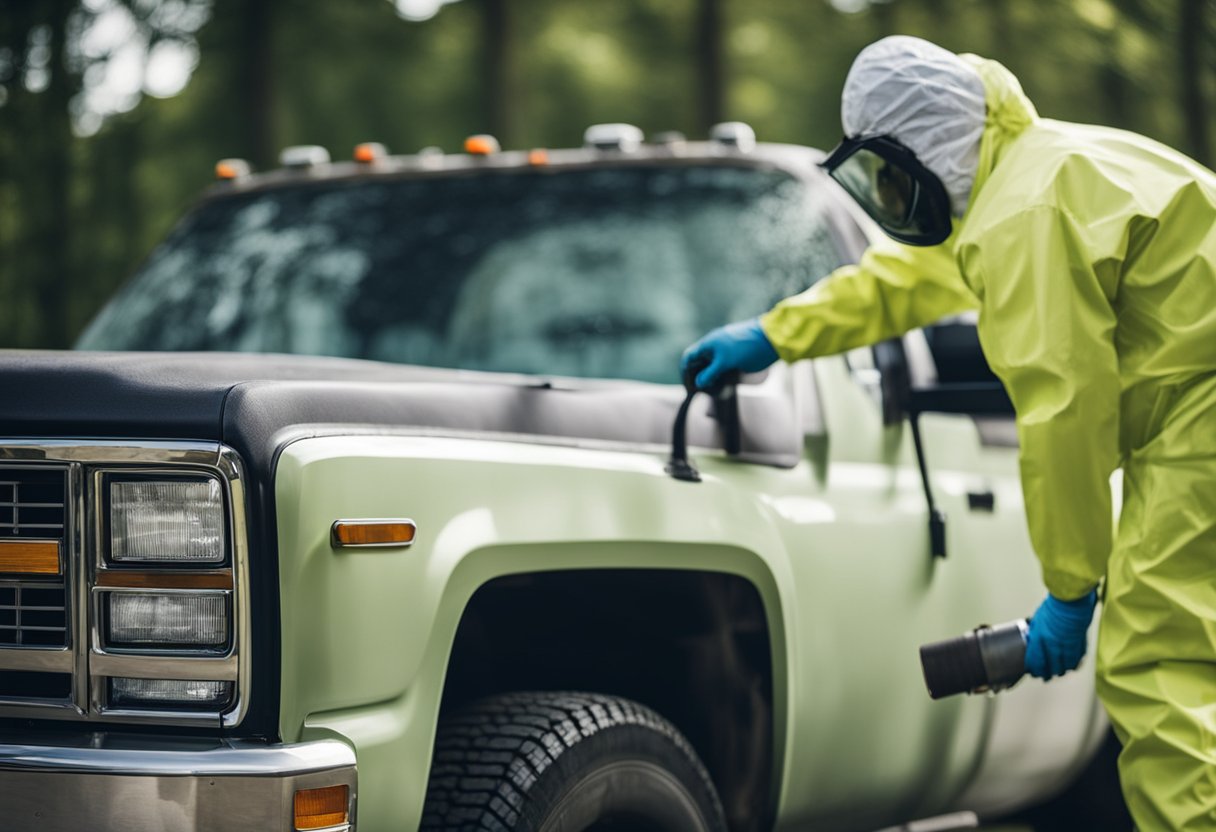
0,0,1213,348
36,0,75,349
0,0,213,347
1179,0,1211,164
1,0,78,348
480,0,514,142
695,0,724,130
184,0,279,168
239,0,276,168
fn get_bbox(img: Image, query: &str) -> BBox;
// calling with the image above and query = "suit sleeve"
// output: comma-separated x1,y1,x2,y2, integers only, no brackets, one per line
961,205,1120,600
759,235,978,361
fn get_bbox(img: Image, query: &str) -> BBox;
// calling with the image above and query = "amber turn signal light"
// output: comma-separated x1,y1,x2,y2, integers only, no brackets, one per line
294,784,349,830
331,519,417,548
0,540,60,575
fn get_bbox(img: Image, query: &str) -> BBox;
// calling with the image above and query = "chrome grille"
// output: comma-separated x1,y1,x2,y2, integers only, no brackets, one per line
0,467,69,653
0,468,67,538
0,582,69,647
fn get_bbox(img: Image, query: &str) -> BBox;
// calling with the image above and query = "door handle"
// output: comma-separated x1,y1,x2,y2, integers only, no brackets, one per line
967,490,995,512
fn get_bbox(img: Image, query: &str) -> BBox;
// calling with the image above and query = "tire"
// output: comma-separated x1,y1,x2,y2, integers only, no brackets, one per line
421,691,728,832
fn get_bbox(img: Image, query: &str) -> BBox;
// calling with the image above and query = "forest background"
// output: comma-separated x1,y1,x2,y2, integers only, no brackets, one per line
1,0,1213,349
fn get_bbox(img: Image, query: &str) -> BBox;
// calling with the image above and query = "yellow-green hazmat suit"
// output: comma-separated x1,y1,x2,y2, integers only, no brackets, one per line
761,47,1216,829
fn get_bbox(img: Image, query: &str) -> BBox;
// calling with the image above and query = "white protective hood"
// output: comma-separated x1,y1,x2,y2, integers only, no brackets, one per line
841,35,987,217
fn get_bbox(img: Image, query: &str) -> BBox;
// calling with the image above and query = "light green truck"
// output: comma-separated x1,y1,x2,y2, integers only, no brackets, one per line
0,126,1106,831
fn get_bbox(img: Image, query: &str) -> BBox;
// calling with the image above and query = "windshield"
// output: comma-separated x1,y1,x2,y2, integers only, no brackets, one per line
77,164,848,383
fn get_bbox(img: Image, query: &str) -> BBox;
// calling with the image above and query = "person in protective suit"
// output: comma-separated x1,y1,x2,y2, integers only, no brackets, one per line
683,35,1216,829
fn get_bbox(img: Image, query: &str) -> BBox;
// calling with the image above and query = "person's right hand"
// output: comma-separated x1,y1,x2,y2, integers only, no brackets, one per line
680,319,779,391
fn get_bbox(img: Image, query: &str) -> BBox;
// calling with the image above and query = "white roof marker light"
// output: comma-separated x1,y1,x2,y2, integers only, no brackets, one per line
417,146,445,168
710,122,757,152
279,145,331,168
583,123,644,153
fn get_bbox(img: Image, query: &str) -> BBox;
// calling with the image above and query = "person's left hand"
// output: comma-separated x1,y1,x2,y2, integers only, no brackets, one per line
1024,589,1098,679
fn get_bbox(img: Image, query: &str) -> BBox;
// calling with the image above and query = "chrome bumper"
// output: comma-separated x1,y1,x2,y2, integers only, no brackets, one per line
0,734,356,831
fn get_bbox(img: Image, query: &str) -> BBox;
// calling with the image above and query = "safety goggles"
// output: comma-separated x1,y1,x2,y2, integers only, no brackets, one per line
820,135,953,246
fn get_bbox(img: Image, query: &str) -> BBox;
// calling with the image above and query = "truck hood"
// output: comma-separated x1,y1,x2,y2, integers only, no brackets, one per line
0,350,800,472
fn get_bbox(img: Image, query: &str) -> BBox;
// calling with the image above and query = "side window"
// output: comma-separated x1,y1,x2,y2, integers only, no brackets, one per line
845,344,885,411
922,315,1000,385
844,317,1000,395
790,360,826,438
845,323,998,427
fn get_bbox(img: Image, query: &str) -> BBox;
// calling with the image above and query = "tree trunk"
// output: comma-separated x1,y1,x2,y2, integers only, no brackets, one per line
1179,0,1210,165
1100,31,1131,130
872,0,899,38
481,0,512,144
695,0,725,132
0,7,37,345
240,0,275,168
30,0,76,348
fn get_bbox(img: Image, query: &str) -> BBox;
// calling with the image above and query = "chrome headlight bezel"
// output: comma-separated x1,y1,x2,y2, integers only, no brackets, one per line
0,443,249,729
86,447,249,727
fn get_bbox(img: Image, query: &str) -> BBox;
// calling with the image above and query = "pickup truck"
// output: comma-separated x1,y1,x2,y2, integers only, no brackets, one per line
0,124,1106,832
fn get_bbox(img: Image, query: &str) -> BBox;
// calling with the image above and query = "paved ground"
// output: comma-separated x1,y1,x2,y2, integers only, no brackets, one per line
877,731,1131,831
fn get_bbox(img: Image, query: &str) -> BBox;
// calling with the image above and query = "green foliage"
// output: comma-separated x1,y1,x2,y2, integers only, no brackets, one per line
0,0,1212,347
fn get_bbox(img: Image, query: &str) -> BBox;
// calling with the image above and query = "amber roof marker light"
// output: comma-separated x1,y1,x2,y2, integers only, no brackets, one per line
214,158,251,181
464,134,501,156
331,519,417,549
353,142,388,164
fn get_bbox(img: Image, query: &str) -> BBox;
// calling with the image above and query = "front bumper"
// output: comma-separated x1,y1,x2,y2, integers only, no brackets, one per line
0,733,356,831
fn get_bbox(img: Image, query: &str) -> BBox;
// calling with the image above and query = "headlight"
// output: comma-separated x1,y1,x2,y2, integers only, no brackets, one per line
107,592,228,648
109,477,226,563
109,678,232,709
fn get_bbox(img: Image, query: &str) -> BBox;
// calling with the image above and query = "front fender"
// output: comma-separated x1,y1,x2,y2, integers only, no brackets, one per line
273,433,794,831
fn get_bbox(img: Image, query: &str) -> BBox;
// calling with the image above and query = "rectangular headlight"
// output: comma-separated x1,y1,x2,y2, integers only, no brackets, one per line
108,592,228,647
109,678,232,709
110,478,226,563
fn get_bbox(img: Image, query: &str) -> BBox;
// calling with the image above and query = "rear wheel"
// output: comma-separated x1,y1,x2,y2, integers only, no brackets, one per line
421,691,728,832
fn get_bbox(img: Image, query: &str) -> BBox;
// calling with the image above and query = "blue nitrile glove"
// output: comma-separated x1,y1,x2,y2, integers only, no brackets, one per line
1024,589,1098,680
680,319,779,391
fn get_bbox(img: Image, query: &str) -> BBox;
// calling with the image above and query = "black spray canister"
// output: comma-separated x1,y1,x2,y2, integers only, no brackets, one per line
919,619,1029,699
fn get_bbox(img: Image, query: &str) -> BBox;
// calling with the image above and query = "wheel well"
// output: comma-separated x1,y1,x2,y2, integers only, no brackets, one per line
440,568,775,832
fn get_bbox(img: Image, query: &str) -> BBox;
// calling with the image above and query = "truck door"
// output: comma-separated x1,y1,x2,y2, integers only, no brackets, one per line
773,324,1040,828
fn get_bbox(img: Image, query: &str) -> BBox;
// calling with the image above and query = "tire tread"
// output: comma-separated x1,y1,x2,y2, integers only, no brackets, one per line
420,691,720,831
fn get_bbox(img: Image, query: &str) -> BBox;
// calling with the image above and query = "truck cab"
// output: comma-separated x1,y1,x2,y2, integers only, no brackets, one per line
0,125,1105,832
